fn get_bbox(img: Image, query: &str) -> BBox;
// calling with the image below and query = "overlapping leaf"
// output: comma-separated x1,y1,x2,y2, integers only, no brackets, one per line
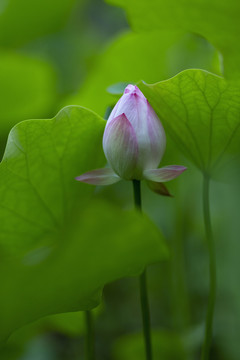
66,30,218,117
0,106,166,341
0,52,56,135
0,0,77,46
140,70,240,175
107,0,240,79
113,330,188,360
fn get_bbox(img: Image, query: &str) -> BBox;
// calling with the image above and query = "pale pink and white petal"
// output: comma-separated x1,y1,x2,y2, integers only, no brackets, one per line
107,85,146,125
103,113,138,180
105,84,168,179
147,105,166,164
124,84,145,98
76,168,120,185
143,165,187,182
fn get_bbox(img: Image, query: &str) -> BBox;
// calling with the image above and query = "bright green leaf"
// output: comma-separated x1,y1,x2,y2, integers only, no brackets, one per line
0,0,77,47
0,52,57,134
112,330,187,360
107,0,240,79
66,30,218,117
139,69,240,175
0,307,102,360
0,106,167,341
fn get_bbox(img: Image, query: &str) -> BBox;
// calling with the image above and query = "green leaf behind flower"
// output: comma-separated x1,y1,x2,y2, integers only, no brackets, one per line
66,30,218,117
140,70,240,175
107,0,240,79
0,106,167,341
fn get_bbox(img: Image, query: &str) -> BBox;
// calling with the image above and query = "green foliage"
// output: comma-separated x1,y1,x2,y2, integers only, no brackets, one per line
113,330,187,360
0,106,167,341
140,69,240,175
0,0,77,47
0,52,57,134
67,30,218,116
107,0,240,79
0,0,240,358
1,308,101,360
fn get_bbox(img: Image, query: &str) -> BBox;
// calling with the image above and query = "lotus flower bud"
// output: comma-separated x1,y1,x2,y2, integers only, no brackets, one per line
103,85,166,180
76,84,186,186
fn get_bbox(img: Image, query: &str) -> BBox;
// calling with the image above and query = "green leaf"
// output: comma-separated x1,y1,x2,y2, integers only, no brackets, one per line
0,307,102,360
0,52,57,134
107,82,130,95
0,106,167,341
40,308,102,337
107,0,240,79
0,0,77,46
112,330,187,360
66,30,218,116
139,69,240,175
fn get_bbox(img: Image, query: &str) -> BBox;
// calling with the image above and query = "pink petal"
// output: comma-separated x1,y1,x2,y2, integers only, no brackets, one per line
107,85,145,123
103,113,139,180
124,84,142,95
105,85,166,176
76,168,120,185
143,165,187,182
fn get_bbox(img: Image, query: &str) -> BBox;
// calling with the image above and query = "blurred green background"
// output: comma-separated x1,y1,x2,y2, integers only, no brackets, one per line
0,0,239,359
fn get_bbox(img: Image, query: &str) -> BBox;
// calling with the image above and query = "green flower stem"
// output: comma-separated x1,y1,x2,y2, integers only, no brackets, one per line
201,174,216,360
85,310,95,360
132,180,153,360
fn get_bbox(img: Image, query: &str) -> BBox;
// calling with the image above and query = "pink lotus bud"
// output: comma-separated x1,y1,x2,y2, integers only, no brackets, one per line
76,84,186,186
103,85,166,180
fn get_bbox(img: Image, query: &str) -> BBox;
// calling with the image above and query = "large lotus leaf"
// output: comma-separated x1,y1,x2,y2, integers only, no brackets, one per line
66,30,218,117
107,0,240,79
139,70,240,175
0,51,57,135
0,106,167,341
0,306,102,360
0,0,77,47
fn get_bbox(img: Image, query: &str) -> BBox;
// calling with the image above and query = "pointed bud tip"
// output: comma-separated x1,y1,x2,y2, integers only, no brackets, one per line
144,165,187,182
179,166,187,172
124,84,145,98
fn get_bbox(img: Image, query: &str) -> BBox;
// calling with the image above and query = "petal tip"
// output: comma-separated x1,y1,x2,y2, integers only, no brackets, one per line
75,168,120,186
144,165,187,182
